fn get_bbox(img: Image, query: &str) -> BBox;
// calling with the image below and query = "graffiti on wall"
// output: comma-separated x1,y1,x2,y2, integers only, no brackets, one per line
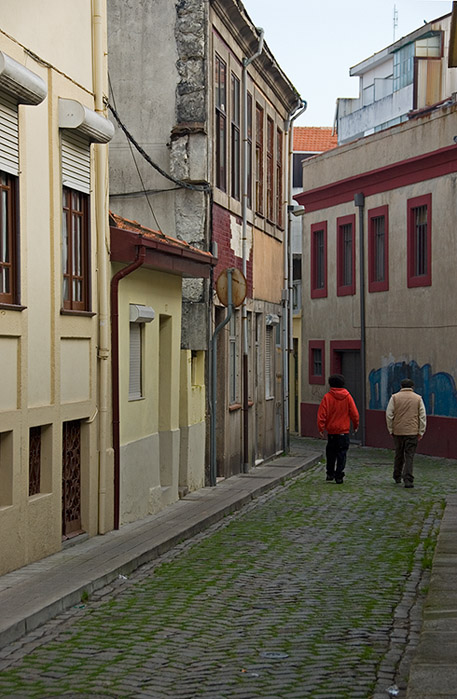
369,360,457,417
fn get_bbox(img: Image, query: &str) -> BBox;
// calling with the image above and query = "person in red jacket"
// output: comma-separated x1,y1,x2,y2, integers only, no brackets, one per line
317,374,359,484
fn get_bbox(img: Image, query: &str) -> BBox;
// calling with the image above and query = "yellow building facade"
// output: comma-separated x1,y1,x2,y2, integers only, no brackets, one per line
0,0,114,575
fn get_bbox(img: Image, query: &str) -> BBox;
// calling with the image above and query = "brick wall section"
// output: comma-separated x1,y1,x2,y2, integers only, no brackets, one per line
212,202,253,298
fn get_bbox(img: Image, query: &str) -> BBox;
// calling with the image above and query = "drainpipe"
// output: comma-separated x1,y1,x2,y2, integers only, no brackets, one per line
283,99,307,450
210,268,234,486
93,0,111,534
241,28,264,473
354,193,366,445
110,244,146,529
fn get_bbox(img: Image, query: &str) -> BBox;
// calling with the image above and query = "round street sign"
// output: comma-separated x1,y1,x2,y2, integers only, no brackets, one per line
216,268,247,307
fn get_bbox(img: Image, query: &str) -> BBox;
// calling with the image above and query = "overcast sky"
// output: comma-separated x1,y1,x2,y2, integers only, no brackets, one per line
241,0,453,126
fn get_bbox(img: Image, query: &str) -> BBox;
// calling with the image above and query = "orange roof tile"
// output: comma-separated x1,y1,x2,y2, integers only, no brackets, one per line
293,126,337,153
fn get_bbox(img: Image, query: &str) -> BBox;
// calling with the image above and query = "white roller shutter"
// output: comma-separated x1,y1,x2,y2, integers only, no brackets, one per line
61,131,91,194
129,322,142,400
0,92,18,176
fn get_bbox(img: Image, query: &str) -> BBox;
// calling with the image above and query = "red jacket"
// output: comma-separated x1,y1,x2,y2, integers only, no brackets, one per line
317,388,359,435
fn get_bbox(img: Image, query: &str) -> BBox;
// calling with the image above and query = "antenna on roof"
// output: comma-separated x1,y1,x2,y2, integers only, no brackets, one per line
393,4,398,41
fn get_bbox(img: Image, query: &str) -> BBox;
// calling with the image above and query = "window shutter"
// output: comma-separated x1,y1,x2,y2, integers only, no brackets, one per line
265,326,272,398
129,322,142,399
61,131,91,194
0,93,18,176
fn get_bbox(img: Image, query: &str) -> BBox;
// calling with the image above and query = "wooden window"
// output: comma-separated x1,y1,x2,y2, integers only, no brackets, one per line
265,324,274,398
229,311,238,404
310,222,327,298
129,322,143,400
309,340,325,385
0,171,18,305
266,117,274,221
29,426,41,496
407,194,431,287
337,214,356,296
276,128,283,227
215,54,227,192
246,93,253,209
368,205,389,292
62,187,90,311
255,104,264,215
231,73,240,200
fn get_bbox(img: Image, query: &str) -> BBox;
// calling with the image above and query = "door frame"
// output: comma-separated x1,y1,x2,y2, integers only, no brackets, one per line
330,340,363,441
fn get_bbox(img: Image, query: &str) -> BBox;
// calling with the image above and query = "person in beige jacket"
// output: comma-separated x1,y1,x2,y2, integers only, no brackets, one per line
386,378,427,488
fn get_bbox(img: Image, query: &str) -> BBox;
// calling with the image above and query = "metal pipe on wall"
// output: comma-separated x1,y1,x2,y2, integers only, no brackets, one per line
354,192,366,445
241,28,264,473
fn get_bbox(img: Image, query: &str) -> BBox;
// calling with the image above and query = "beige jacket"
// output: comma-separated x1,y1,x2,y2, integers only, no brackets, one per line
386,388,427,436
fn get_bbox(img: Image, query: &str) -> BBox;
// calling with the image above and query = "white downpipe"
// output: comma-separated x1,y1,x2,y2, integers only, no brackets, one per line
241,29,264,471
283,99,307,449
93,0,110,533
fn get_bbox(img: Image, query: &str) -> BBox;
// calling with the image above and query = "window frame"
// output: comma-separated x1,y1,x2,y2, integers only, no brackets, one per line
309,340,325,385
129,320,143,400
276,127,283,228
407,193,431,288
215,53,227,192
266,116,274,222
230,72,240,201
337,214,356,296
0,171,19,306
368,205,389,292
265,324,274,399
310,221,328,299
255,103,264,216
246,92,253,210
62,187,90,311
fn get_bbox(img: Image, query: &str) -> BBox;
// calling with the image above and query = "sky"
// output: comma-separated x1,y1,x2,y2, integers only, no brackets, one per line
241,0,453,127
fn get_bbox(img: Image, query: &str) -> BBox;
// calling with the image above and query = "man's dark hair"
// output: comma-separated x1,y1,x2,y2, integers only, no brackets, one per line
329,374,345,388
401,378,414,388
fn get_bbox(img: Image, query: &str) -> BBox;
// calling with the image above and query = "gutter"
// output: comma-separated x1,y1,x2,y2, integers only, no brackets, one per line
110,245,146,530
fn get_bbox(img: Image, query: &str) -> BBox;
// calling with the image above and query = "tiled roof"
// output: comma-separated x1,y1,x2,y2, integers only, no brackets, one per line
109,211,213,260
293,126,337,153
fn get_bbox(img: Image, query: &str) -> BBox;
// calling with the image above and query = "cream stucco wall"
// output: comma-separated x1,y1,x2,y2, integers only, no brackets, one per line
0,2,112,576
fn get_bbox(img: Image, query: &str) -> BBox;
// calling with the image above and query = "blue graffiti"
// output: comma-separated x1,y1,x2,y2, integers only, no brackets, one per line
369,361,457,417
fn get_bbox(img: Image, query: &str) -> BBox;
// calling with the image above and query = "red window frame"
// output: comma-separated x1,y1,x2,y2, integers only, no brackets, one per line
62,187,90,311
368,205,389,292
337,214,356,296
310,221,328,299
309,340,325,385
0,172,19,305
330,339,361,374
407,193,431,287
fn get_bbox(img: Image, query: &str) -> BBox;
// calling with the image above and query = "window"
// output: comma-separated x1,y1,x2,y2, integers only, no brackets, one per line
266,117,274,221
310,222,327,298
129,321,143,400
215,54,227,192
276,128,283,227
309,340,325,385
407,194,431,287
0,171,18,305
337,214,356,296
231,73,240,200
247,93,253,209
255,104,264,215
265,325,274,398
368,206,389,292
62,188,89,310
29,426,41,496
393,43,414,91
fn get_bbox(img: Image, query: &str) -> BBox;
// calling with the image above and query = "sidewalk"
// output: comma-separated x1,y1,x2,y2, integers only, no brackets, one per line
0,449,322,650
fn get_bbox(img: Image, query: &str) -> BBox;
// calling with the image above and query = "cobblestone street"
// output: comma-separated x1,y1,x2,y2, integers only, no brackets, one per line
0,438,456,699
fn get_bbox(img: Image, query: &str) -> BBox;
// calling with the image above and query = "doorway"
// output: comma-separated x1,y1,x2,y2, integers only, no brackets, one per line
333,348,363,441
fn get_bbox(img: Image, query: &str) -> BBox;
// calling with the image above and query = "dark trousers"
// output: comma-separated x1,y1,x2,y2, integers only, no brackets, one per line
326,434,350,481
393,434,418,484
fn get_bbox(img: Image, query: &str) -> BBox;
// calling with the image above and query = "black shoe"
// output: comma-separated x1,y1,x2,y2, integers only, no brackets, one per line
394,477,401,484
404,483,414,488
335,479,344,484
326,475,334,481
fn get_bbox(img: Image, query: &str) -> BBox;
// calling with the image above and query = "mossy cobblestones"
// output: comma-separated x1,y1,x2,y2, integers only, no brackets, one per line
0,439,456,698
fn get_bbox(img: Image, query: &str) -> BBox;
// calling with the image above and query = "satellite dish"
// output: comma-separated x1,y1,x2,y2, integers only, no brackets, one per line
215,268,247,307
